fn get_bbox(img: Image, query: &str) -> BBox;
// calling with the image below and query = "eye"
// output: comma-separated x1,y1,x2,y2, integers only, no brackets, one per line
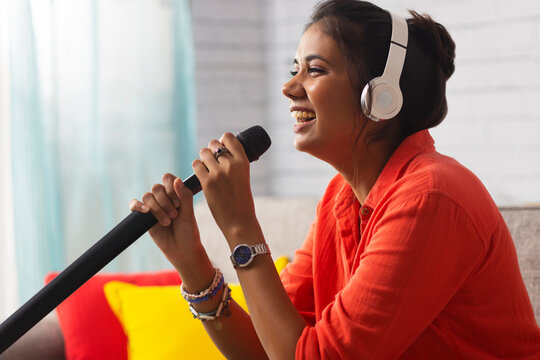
308,66,326,74
290,66,325,77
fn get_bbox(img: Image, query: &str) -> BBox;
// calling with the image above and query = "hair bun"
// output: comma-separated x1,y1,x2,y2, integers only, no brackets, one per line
408,10,455,80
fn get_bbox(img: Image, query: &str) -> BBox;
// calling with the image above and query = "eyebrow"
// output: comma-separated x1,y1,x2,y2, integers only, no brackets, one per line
293,54,333,66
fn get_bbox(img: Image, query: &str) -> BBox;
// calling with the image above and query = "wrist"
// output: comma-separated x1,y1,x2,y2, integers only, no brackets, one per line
182,267,230,315
170,245,214,286
224,220,264,251
230,243,271,269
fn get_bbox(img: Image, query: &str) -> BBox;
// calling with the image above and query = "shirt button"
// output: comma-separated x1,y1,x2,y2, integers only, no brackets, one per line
360,207,370,216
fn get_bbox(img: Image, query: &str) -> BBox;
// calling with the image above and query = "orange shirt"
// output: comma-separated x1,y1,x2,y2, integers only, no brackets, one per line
280,130,540,359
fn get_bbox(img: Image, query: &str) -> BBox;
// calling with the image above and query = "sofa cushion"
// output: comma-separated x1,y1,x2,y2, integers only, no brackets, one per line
0,312,64,360
103,281,246,360
101,256,288,360
500,206,540,324
45,270,180,360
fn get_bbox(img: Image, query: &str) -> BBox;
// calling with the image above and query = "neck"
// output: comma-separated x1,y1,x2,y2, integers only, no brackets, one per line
337,138,398,205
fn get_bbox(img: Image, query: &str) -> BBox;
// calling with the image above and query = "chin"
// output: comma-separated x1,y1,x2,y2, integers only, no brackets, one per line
293,134,311,152
293,135,322,158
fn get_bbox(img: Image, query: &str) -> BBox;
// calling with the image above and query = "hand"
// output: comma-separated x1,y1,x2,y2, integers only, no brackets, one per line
193,132,260,241
129,173,203,268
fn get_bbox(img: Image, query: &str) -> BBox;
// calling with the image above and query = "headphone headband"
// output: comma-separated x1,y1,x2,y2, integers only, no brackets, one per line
361,11,408,122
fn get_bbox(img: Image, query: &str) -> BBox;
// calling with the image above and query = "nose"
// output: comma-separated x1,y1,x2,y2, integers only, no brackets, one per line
281,75,305,100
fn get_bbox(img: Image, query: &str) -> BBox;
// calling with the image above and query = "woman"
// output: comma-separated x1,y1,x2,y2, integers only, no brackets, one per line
130,1,540,358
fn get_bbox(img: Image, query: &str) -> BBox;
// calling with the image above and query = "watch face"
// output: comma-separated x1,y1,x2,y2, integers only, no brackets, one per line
233,245,253,266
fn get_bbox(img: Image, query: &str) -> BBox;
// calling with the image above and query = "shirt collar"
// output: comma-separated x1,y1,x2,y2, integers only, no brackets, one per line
363,129,435,209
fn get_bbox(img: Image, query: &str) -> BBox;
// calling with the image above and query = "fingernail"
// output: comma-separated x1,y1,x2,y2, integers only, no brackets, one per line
169,210,177,218
173,200,180,208
141,205,149,211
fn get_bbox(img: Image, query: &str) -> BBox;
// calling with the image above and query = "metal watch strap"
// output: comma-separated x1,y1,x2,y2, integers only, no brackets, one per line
252,243,269,256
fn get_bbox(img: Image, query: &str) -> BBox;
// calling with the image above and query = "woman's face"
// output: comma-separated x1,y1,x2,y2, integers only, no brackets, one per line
282,21,362,164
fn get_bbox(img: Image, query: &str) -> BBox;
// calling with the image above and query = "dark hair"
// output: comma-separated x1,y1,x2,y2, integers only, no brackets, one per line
306,0,456,144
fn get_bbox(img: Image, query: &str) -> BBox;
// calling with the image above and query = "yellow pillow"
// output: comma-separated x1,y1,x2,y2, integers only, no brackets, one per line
104,256,289,360
274,255,289,274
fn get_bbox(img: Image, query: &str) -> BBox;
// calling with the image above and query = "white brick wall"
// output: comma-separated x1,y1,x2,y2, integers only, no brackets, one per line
263,0,335,200
193,0,540,205
191,0,269,194
380,0,540,206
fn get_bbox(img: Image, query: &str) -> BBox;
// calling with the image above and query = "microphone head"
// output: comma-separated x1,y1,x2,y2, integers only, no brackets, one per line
236,125,271,162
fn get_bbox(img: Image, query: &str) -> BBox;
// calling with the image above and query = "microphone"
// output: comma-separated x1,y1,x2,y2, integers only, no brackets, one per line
183,125,271,194
0,125,271,354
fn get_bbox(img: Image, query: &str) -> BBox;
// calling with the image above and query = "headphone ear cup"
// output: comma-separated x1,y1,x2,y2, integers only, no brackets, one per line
361,78,403,122
360,82,373,120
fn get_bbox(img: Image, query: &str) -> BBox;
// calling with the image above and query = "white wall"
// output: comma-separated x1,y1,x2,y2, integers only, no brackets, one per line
381,0,540,206
191,0,269,195
194,0,540,205
263,1,335,199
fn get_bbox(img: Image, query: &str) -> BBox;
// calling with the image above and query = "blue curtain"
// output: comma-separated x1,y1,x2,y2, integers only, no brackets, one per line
9,0,196,303
9,0,64,304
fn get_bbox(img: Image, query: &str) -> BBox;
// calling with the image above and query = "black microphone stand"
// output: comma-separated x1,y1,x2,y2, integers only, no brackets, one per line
0,125,270,354
0,211,158,353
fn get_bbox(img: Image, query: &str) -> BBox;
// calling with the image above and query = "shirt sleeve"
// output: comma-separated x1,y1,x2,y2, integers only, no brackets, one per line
280,218,317,325
296,192,488,359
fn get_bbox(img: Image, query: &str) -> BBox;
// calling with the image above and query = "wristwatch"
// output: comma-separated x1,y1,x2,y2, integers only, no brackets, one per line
230,243,271,268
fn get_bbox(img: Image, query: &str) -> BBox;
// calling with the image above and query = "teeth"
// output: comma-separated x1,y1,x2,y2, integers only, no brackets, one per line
290,110,316,119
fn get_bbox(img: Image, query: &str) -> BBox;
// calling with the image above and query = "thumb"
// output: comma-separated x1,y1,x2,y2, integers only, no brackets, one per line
174,177,195,215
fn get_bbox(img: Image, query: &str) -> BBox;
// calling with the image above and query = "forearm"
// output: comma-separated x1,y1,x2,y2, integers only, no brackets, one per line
170,244,269,359
202,300,268,359
186,133,307,358
175,226,307,360
227,225,307,360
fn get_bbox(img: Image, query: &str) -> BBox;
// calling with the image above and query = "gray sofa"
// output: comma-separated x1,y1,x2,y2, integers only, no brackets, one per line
1,199,539,359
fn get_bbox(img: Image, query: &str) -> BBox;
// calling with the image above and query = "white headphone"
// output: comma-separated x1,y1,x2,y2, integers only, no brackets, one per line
360,12,409,122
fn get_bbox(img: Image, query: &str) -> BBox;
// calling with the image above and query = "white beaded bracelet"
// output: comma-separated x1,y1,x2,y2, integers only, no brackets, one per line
180,268,223,304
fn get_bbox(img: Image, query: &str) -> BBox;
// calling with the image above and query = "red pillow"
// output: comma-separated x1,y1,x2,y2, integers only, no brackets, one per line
45,270,181,360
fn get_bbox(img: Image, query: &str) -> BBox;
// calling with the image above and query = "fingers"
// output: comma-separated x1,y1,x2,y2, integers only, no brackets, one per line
130,173,184,227
196,133,245,172
163,173,180,208
143,189,174,226
200,146,219,170
198,139,230,172
208,139,229,158
173,177,196,218
152,183,178,218
221,132,247,162
192,158,209,184
129,199,149,213
173,176,193,202
193,133,248,185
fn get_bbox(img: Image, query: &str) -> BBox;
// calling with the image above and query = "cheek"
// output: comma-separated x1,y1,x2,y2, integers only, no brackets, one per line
306,84,340,119
308,79,358,113
314,94,359,131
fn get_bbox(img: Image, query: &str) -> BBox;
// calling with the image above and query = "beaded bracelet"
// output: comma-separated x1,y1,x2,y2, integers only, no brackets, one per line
181,268,224,304
189,284,232,321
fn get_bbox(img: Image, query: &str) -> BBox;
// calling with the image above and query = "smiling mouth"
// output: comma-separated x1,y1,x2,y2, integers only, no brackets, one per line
291,110,317,124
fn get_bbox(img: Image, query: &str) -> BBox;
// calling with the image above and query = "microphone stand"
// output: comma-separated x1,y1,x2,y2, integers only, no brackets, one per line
0,124,270,354
0,211,158,354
